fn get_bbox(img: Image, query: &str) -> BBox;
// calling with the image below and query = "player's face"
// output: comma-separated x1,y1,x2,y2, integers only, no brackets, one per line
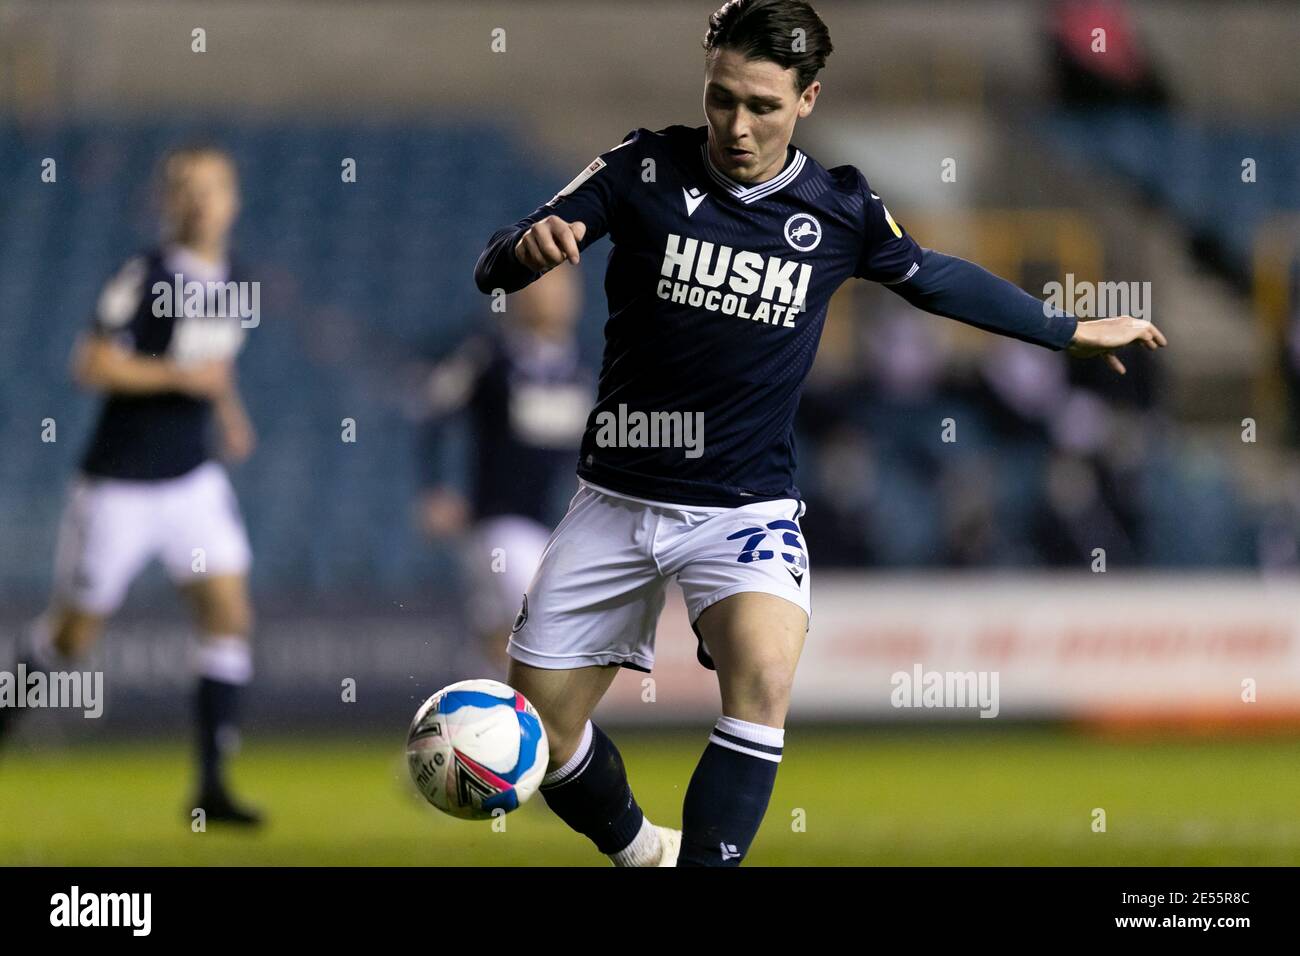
164,153,240,250
703,47,819,185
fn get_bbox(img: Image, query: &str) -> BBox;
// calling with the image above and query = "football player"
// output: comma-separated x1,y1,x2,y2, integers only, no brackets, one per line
1,145,263,825
474,0,1165,866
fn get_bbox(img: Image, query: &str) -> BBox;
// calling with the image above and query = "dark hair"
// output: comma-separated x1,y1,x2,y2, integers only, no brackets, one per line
703,0,833,93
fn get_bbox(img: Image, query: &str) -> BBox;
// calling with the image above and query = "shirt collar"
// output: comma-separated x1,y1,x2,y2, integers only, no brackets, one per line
700,141,806,204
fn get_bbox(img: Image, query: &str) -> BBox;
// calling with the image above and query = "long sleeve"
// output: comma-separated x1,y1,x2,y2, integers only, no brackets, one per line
474,216,546,295
852,174,1077,351
473,129,645,295
416,335,492,490
888,248,1079,351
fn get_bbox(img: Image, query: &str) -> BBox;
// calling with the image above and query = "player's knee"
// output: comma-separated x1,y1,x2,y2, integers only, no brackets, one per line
204,606,251,638
224,601,253,637
724,667,795,727
191,579,253,636
49,608,104,660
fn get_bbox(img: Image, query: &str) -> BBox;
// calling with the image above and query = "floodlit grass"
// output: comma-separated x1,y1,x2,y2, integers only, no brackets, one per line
2,728,1297,865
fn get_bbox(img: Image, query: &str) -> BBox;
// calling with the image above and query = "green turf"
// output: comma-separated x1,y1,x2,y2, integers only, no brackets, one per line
2,728,1297,865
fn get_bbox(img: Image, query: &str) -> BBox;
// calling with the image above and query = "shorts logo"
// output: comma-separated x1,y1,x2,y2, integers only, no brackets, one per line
784,213,821,251
511,594,528,633
727,519,807,584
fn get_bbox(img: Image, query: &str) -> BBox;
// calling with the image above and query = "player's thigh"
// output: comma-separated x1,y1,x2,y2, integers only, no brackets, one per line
506,659,622,767
180,573,253,636
671,497,811,725
51,477,157,622
463,515,551,639
160,462,252,596
694,590,807,727
508,484,666,674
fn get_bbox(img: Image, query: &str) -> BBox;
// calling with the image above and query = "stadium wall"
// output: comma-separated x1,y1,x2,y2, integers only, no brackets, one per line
5,574,1296,737
3,1,1299,158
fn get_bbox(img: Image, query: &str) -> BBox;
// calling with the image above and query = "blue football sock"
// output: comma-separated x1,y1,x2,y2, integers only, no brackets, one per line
540,721,645,855
196,677,242,793
193,637,252,795
678,716,784,867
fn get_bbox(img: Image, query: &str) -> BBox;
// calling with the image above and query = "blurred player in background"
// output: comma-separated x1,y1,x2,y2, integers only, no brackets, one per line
475,0,1166,867
0,145,263,825
417,268,593,673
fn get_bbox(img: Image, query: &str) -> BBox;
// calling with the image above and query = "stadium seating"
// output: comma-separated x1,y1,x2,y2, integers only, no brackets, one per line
1046,106,1300,286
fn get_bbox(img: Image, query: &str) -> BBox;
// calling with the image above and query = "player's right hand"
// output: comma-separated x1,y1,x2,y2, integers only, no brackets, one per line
514,216,587,272
175,359,234,398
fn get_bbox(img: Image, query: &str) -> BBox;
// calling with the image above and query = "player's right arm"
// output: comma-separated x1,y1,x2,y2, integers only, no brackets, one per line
72,336,229,398
473,130,644,295
71,256,230,399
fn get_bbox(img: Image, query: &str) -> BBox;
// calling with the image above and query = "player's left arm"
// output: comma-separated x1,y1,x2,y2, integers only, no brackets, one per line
413,336,492,538
891,250,1166,374
212,376,256,464
855,180,1166,373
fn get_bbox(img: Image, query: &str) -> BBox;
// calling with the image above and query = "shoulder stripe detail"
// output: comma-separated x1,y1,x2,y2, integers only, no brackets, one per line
548,156,607,206
880,261,921,285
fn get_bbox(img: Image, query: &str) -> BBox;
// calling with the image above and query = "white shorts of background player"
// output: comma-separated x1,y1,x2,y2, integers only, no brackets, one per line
462,514,553,638
53,461,252,616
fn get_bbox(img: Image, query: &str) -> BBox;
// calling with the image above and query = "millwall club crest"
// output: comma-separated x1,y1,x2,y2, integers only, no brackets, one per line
784,213,821,251
511,594,528,633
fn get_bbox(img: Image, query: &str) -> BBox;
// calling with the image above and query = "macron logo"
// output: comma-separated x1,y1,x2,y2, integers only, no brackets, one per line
720,842,740,862
683,186,706,217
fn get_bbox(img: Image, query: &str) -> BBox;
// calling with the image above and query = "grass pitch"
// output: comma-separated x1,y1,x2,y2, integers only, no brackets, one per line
2,727,1297,865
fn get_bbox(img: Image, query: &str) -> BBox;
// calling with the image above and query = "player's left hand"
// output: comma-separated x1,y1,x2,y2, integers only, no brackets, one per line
1066,315,1167,375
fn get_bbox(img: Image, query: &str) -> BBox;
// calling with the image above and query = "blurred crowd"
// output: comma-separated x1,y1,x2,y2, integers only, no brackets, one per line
795,285,1176,569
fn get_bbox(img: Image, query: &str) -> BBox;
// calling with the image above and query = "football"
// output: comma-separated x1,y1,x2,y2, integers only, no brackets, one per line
405,679,548,820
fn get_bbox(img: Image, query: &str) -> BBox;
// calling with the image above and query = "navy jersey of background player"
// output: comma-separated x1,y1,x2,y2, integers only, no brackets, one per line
423,325,593,525
81,248,246,481
478,125,922,506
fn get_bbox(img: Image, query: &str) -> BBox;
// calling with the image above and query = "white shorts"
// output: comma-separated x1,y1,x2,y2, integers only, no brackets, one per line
53,461,252,616
461,515,552,637
507,480,810,673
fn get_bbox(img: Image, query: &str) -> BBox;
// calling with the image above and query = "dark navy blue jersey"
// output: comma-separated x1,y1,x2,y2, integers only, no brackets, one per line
422,326,593,524
80,248,247,481
476,124,1077,507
